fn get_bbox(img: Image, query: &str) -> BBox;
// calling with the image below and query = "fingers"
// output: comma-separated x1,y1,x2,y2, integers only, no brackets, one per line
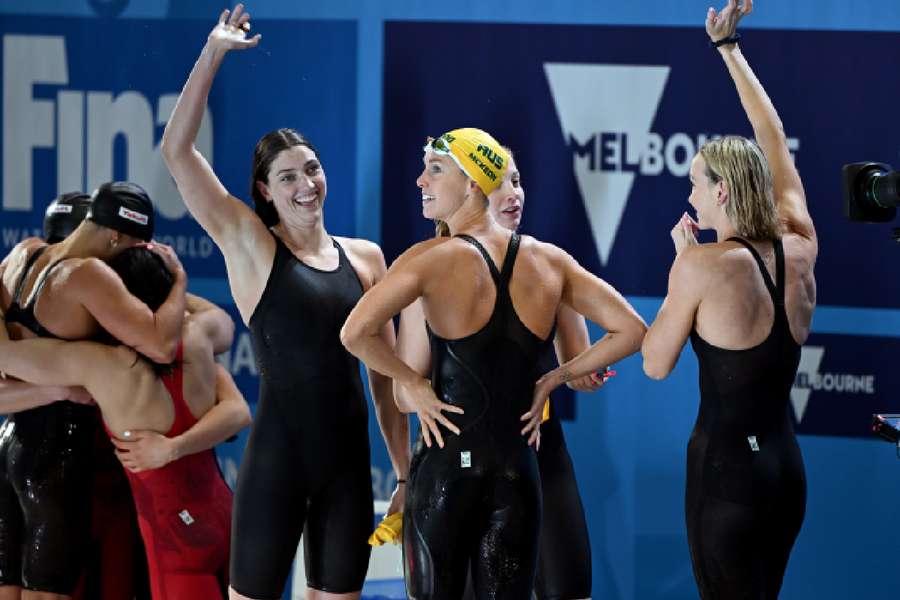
115,450,142,472
218,8,229,25
520,412,539,435
229,3,244,25
528,425,540,447
110,437,135,451
438,402,465,415
240,33,262,48
433,412,460,436
429,419,445,449
420,417,432,448
743,0,753,14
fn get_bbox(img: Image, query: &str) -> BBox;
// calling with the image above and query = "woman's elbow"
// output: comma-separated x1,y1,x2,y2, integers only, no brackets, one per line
234,404,252,430
630,320,649,352
642,357,670,381
339,320,364,356
160,131,184,166
145,340,179,365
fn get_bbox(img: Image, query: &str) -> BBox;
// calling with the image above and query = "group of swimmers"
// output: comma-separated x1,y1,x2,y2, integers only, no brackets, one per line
0,0,815,598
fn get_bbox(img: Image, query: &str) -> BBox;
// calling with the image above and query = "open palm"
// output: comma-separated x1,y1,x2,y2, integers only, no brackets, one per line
208,3,261,52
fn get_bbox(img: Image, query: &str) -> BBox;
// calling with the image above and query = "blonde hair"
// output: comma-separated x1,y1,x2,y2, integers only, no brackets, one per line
434,220,450,237
699,136,781,241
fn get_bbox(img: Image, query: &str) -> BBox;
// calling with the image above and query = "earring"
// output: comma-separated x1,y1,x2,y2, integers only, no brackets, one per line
109,238,118,248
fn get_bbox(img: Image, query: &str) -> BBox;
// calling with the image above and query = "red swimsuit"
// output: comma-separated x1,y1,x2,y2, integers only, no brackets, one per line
117,350,233,600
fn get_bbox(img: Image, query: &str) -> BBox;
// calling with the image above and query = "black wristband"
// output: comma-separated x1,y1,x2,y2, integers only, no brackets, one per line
710,32,742,48
397,479,407,484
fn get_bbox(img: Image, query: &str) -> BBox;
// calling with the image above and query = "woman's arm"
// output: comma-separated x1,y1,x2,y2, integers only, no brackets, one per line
112,364,251,472
160,5,273,323
393,299,431,412
356,243,410,510
641,247,706,380
709,0,815,242
553,304,606,392
341,244,462,449
0,380,92,415
186,293,235,354
521,247,647,444
0,336,110,396
71,245,186,363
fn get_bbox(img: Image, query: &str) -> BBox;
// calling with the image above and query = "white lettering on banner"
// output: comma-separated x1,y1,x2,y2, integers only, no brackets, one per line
543,63,799,265
790,345,876,423
2,34,214,221
154,234,215,259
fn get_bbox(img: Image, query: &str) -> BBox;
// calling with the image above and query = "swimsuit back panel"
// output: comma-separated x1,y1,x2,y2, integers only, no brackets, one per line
427,233,554,438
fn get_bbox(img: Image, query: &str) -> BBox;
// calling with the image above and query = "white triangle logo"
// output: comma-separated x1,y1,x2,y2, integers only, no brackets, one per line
791,346,825,423
544,63,670,265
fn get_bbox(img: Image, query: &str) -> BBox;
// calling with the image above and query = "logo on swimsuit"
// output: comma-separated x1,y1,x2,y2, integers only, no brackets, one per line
543,63,799,265
790,345,876,423
1,34,213,221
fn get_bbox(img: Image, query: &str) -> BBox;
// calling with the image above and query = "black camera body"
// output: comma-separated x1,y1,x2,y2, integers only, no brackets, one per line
842,162,899,223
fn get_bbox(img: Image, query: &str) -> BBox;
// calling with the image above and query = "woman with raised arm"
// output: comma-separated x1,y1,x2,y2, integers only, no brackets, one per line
641,2,816,598
394,150,603,600
341,128,645,598
160,5,409,599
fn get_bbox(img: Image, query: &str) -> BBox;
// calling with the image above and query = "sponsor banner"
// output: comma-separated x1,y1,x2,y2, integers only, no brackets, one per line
381,22,900,308
791,334,898,438
1,16,358,278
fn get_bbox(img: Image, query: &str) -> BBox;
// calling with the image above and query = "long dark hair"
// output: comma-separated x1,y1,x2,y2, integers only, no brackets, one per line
250,128,321,227
105,247,176,375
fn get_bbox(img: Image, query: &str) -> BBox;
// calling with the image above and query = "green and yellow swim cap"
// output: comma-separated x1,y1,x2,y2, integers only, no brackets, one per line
424,128,509,195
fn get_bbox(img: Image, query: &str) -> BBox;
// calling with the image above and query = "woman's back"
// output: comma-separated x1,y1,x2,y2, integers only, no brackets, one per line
426,233,554,436
421,232,562,344
693,233,815,351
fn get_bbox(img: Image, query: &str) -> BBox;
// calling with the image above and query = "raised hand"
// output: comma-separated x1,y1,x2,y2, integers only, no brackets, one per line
208,3,262,52
706,0,752,43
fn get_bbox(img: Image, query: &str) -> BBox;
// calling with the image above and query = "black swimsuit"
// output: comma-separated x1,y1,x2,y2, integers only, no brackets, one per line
404,233,550,599
686,237,806,599
0,246,96,594
230,236,373,597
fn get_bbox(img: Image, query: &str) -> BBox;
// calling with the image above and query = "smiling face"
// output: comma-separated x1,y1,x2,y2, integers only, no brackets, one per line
416,150,470,222
487,154,524,231
688,154,722,230
256,145,327,227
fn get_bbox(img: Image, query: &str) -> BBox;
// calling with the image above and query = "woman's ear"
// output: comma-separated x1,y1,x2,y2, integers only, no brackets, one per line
256,179,272,202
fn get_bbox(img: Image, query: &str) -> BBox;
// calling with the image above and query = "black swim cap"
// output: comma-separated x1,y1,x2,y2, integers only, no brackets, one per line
44,192,91,243
87,182,154,242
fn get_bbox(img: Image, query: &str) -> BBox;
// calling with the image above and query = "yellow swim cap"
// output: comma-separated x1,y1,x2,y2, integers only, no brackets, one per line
425,128,509,195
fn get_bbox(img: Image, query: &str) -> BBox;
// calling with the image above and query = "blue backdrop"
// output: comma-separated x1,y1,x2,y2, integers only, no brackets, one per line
3,1,900,598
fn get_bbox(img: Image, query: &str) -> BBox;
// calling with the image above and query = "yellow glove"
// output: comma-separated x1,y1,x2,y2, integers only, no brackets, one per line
368,511,403,547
